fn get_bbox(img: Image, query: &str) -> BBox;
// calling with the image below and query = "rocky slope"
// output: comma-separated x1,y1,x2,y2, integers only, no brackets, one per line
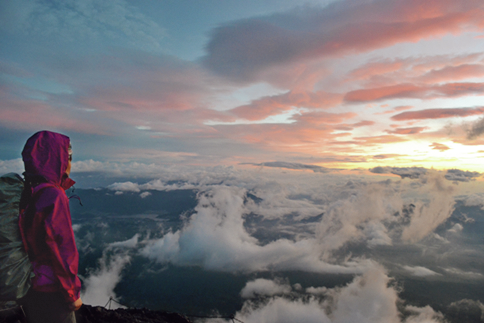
76,305,192,323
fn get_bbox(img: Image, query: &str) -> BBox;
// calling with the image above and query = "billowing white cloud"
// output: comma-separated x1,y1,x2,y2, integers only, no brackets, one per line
305,286,328,295
107,181,141,192
401,171,455,243
108,234,139,249
81,252,131,308
140,185,371,274
68,164,484,322
212,266,444,323
240,278,292,299
447,223,463,233
140,191,152,199
464,194,484,208
111,166,463,274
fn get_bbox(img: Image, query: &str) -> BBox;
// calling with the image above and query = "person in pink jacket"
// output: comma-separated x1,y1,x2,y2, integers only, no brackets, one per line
19,131,82,323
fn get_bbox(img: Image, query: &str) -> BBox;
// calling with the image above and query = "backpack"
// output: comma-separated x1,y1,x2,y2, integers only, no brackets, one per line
0,173,33,301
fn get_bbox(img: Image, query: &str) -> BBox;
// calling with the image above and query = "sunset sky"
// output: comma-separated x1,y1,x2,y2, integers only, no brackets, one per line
1,0,484,174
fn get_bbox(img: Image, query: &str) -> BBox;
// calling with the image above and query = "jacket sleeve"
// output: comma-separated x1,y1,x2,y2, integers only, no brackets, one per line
39,187,81,303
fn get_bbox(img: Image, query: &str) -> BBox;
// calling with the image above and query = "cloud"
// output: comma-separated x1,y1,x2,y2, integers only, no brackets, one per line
463,194,484,208
400,171,455,243
0,158,23,174
346,53,484,85
78,165,464,270
69,165,484,322
418,64,484,84
447,299,484,322
430,142,450,151
202,0,484,82
385,127,427,135
445,169,481,182
370,166,481,183
242,161,333,173
225,266,444,323
346,83,484,103
140,192,152,199
466,116,484,139
447,223,463,233
240,278,292,299
0,49,229,138
442,267,484,279
348,59,406,81
382,106,414,114
403,265,441,277
108,234,140,249
140,186,371,273
315,170,457,251
391,107,484,121
81,252,131,308
229,91,344,121
369,166,427,179
107,182,141,192
0,97,111,135
352,135,409,146
315,181,401,254
293,111,358,126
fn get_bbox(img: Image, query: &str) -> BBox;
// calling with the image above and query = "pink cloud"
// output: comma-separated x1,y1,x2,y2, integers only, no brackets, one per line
430,142,450,151
377,106,414,115
334,120,375,131
348,60,405,80
203,0,484,82
353,135,410,145
45,52,216,113
0,98,110,135
345,82,484,102
386,127,427,134
345,54,484,89
230,90,343,121
392,107,484,120
417,64,484,83
345,84,422,102
291,111,357,125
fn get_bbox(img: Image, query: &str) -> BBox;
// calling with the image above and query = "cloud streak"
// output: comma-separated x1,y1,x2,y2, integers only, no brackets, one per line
346,83,484,103
392,107,484,121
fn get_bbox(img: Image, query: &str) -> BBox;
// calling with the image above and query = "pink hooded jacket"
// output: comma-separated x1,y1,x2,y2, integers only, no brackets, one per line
19,131,81,303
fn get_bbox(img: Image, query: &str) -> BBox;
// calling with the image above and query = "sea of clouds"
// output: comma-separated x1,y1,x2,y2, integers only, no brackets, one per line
60,164,484,322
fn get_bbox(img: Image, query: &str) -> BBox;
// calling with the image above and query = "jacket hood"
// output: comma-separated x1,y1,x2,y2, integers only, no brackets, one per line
22,131,74,188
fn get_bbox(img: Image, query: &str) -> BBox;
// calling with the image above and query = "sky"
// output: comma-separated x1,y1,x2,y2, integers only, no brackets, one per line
3,2,484,321
1,0,484,175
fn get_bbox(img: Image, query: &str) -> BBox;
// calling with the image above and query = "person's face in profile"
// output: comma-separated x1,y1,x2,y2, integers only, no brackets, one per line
66,149,72,176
